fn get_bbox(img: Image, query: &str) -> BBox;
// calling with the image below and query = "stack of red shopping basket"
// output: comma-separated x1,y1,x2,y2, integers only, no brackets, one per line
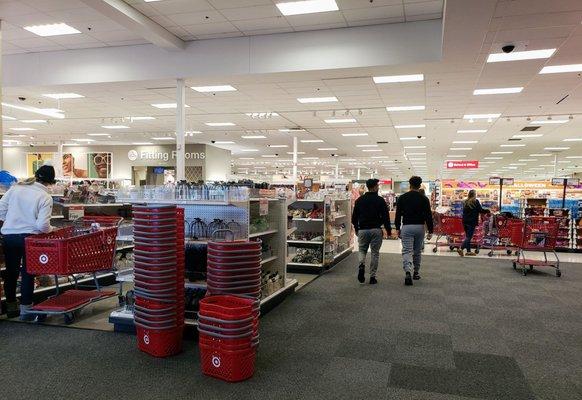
207,240,262,299
198,295,259,382
133,204,185,357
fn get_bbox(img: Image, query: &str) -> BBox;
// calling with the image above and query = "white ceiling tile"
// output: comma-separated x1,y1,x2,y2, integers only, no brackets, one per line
285,11,346,27
148,0,214,14
220,5,281,21
47,33,101,46
165,10,227,26
0,1,38,17
348,16,405,26
337,0,404,9
87,30,143,43
48,7,106,23
196,32,245,40
342,5,404,21
232,17,291,31
405,12,441,22
208,0,273,9
241,27,295,36
182,22,239,35
404,0,443,16
21,0,86,12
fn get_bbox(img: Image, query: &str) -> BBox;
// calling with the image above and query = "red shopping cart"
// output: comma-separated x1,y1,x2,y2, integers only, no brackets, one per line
513,216,561,277
23,216,122,323
432,214,465,253
481,214,524,257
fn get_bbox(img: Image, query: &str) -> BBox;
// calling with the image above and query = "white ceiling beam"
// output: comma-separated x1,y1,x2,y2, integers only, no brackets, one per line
79,0,185,51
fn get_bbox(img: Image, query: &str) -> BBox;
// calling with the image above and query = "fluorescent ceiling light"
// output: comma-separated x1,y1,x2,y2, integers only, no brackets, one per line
457,130,487,133
214,141,235,144
453,141,478,144
2,115,16,120
205,122,235,127
276,0,338,16
297,96,337,103
239,158,255,160
362,149,382,152
21,120,47,124
325,118,356,124
151,103,190,109
102,125,129,129
373,74,424,83
242,135,266,139
446,155,466,158
269,145,289,148
563,138,582,142
491,151,513,154
318,147,337,151
473,87,523,95
481,161,496,164
10,127,36,131
42,93,84,99
279,128,306,132
371,156,389,159
386,105,425,112
509,163,527,166
487,48,556,63
303,157,320,160
529,153,552,157
540,64,582,74
395,124,426,129
262,155,278,158
403,146,426,149
72,138,94,142
133,142,154,145
356,144,378,148
500,144,525,147
2,102,65,119
63,143,79,146
241,149,259,152
342,133,368,137
301,139,324,143
286,151,306,155
513,134,543,138
484,157,503,160
450,147,472,150
463,114,501,120
130,116,156,121
530,119,568,124
152,137,175,141
544,147,570,151
24,23,80,37
87,133,111,137
406,153,426,156
400,136,425,140
518,159,536,162
191,85,236,92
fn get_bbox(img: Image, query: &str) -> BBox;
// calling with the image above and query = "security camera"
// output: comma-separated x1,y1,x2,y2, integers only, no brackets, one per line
502,44,515,53
211,140,216,143
417,135,422,139
18,96,26,101
29,143,35,147
275,153,279,156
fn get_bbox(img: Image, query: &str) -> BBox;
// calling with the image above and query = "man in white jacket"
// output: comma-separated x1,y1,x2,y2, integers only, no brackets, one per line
0,165,55,319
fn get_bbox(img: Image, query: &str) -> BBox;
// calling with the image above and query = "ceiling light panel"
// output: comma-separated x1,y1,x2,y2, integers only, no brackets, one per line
473,87,523,95
24,23,81,37
325,118,356,124
540,64,582,74
297,97,338,103
205,122,235,126
395,124,426,129
457,130,487,133
241,135,266,139
342,133,368,137
191,85,236,92
42,93,84,99
487,48,556,63
151,103,190,109
386,106,425,112
276,0,339,16
102,125,129,129
301,140,324,143
463,114,501,119
530,119,568,124
373,74,424,83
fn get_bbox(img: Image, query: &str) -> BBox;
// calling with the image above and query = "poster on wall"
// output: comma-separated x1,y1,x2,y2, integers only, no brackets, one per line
26,153,55,176
63,152,112,179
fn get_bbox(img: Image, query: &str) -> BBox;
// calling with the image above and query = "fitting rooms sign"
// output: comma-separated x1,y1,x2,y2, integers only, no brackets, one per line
128,149,205,162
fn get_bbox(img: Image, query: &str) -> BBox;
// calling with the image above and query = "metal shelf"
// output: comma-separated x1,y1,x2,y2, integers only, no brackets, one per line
260,255,278,265
287,261,323,268
287,240,324,245
249,229,278,238
334,247,353,260
292,218,324,222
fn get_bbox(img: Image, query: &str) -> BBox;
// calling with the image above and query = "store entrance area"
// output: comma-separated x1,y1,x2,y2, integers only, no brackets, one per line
2,252,581,399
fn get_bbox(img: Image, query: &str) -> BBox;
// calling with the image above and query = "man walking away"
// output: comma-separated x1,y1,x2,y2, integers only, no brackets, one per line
395,176,433,286
352,179,391,285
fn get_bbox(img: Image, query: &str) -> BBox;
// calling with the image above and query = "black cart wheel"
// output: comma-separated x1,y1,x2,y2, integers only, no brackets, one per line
475,248,480,254
432,247,438,253
512,262,517,270
556,270,562,277
64,313,75,324
522,268,527,276
506,250,512,256
36,314,47,323
529,265,534,271
488,251,493,257
449,246,454,251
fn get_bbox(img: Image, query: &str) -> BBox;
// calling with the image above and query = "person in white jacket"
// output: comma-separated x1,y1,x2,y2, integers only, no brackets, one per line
0,165,55,319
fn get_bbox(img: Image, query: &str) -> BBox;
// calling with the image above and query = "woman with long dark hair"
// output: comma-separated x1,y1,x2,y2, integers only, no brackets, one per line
458,189,489,257
0,165,55,319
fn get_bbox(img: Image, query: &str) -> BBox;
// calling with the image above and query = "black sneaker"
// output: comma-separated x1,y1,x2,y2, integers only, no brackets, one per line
405,272,413,286
369,276,377,285
357,264,365,283
413,271,421,280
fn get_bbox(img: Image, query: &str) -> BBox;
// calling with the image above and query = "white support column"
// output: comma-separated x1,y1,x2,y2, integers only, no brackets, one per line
292,136,298,183
176,78,186,181
335,162,339,180
56,141,64,178
357,168,361,180
553,154,558,177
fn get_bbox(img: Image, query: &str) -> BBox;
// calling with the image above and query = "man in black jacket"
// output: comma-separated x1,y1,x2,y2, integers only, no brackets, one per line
351,179,391,284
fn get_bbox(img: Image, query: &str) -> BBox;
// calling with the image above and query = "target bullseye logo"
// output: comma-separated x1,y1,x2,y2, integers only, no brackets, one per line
447,161,454,168
39,254,49,265
143,333,150,345
107,237,113,245
128,150,139,161
212,356,221,368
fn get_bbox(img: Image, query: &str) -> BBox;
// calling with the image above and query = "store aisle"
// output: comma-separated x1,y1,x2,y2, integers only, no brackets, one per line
1,253,582,400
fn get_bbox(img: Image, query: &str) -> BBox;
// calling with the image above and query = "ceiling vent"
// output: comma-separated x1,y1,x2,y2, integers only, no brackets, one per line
521,126,540,131
508,138,522,141
377,141,389,144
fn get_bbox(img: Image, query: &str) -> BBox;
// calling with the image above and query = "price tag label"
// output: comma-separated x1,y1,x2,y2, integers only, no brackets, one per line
68,205,84,220
259,198,269,216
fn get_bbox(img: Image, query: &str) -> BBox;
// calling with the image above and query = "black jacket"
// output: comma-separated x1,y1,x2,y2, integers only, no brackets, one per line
394,190,434,233
351,192,391,234
462,199,489,226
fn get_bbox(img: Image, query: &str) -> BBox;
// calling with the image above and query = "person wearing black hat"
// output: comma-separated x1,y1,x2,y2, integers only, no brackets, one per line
351,178,391,284
0,165,56,319
395,176,434,286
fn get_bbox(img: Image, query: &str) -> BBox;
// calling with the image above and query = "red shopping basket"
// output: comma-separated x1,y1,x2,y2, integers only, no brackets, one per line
199,342,257,382
25,225,118,275
136,325,183,358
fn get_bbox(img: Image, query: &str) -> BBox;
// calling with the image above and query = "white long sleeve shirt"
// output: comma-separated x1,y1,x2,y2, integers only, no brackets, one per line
0,183,54,235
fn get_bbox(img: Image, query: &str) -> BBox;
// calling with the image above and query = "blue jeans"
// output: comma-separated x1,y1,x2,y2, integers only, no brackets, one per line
461,224,476,252
401,225,425,274
3,234,35,305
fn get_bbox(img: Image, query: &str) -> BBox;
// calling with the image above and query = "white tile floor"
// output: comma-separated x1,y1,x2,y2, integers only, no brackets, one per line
378,238,582,264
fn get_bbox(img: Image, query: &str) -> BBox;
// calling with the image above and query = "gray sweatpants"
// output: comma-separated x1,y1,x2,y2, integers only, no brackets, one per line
401,224,425,274
358,228,383,277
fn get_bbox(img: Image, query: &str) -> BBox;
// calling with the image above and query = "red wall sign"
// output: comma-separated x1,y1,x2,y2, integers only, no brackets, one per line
379,179,392,185
446,160,479,169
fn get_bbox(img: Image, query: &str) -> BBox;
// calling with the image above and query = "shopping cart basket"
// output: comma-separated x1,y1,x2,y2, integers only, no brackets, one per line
432,213,465,253
23,216,122,323
481,214,524,257
513,216,561,277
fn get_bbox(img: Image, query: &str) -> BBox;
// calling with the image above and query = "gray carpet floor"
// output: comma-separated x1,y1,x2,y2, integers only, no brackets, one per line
1,253,582,400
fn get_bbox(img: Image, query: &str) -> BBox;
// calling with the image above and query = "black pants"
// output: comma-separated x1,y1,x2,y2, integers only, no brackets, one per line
461,224,476,252
3,234,35,305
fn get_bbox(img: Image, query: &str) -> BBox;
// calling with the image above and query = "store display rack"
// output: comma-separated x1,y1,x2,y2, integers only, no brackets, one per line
286,193,353,273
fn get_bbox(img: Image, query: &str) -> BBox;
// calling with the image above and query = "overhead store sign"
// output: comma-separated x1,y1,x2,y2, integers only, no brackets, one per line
127,149,205,162
552,178,580,186
446,160,479,169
